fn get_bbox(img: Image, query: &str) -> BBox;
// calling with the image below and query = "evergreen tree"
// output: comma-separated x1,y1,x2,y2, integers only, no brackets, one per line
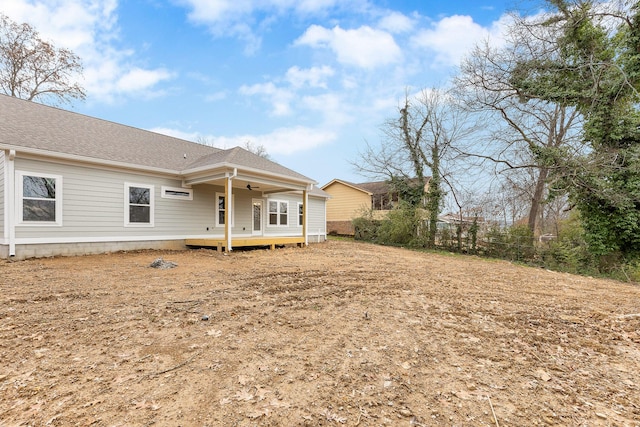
511,0,640,259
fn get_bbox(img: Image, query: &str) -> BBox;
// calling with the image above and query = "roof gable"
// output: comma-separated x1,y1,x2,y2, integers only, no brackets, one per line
321,179,372,195
185,146,311,181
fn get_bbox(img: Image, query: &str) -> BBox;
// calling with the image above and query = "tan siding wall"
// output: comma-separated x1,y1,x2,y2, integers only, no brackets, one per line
323,182,370,221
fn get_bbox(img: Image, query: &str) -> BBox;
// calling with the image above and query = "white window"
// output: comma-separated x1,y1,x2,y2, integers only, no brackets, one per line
17,171,63,226
216,193,234,227
268,200,288,226
298,202,304,226
161,186,193,200
125,183,154,227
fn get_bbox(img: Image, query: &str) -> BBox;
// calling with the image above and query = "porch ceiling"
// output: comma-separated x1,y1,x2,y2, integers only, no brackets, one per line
183,169,311,193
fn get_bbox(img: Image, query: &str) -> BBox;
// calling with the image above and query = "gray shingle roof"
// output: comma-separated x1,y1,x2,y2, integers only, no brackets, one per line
184,146,312,181
0,94,315,183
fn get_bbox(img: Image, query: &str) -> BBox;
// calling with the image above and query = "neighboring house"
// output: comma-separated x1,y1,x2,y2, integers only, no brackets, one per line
437,213,486,233
321,178,430,235
0,94,328,259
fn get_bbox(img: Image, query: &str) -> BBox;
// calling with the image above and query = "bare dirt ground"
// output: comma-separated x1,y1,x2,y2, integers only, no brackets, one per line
1,240,640,427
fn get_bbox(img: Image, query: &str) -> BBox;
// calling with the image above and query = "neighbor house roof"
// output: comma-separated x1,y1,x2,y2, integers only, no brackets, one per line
322,178,431,195
321,179,373,195
0,94,315,184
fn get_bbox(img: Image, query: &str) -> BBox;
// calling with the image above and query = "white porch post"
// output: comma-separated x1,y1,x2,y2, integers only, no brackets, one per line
225,174,233,252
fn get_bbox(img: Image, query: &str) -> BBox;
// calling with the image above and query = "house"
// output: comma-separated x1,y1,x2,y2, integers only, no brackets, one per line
321,178,429,235
0,94,328,259
437,213,487,235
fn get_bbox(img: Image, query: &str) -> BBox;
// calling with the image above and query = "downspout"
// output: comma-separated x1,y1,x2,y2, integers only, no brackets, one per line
303,186,310,246
7,150,16,257
225,168,237,252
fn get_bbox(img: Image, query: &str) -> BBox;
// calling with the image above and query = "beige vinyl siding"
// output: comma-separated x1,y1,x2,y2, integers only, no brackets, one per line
0,150,4,238
307,196,326,237
264,192,300,236
214,187,255,235
323,181,370,221
12,158,319,243
13,158,218,240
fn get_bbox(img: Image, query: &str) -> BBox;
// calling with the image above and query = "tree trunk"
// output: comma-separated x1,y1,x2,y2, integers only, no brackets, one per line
527,167,548,234
427,144,441,248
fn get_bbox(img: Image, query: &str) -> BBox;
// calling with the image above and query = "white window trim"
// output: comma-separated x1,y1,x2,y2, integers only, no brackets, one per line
268,199,289,227
16,170,63,227
124,183,154,227
161,186,193,200
215,192,235,227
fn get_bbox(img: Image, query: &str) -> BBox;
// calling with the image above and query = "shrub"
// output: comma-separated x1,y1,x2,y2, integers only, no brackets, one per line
376,203,419,246
352,209,381,242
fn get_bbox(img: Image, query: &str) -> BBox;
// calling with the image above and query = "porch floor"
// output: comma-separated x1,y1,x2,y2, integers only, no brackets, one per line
185,236,305,252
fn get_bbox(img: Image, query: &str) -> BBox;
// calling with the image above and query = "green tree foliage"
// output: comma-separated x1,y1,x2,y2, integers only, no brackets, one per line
539,212,595,273
510,0,640,260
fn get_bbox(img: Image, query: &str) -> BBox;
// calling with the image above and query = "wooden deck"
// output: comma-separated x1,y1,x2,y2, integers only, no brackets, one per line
185,236,306,252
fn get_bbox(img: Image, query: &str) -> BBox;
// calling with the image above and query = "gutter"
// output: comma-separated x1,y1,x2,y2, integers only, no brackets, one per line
226,168,237,252
7,150,16,256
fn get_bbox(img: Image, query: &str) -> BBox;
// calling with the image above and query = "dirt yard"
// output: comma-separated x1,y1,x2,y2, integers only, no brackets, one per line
1,240,639,426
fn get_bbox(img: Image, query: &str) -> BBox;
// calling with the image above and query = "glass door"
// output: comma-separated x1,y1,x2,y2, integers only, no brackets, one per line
252,200,263,235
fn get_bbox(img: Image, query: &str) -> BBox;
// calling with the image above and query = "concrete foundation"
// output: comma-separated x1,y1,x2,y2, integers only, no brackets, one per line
2,240,188,260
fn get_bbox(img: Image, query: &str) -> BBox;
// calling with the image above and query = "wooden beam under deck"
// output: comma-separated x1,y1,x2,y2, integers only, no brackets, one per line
186,236,306,252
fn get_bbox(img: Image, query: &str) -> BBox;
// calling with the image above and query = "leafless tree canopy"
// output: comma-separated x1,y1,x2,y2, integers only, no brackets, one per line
0,13,85,105
454,13,584,234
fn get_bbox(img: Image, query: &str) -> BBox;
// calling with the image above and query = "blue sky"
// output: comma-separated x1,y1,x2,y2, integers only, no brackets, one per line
3,0,539,186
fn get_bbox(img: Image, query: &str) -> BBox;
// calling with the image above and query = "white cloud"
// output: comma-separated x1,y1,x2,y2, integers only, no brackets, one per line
148,127,201,142
239,82,294,116
157,126,336,155
2,0,118,50
179,0,350,22
116,68,175,93
2,0,175,102
378,11,415,33
248,126,337,155
295,25,402,68
204,91,228,102
177,0,359,54
411,14,508,67
285,65,335,88
301,93,352,126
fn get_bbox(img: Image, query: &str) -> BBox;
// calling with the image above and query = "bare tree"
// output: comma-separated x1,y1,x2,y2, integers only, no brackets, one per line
356,88,477,247
454,18,583,235
243,140,271,160
0,13,85,105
